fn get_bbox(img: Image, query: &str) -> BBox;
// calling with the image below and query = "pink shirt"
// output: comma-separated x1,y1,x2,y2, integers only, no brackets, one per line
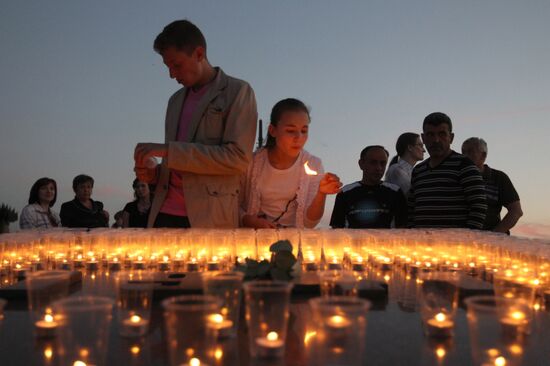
160,84,210,216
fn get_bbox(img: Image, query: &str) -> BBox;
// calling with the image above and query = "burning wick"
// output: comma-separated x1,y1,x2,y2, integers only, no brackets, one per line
304,161,318,175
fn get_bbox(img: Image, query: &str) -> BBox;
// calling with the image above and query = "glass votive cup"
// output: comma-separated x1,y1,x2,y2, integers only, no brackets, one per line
201,271,244,338
52,296,114,366
465,295,527,366
163,295,221,366
307,296,371,366
419,272,459,338
243,281,293,358
116,271,154,337
493,272,536,307
319,270,358,297
26,270,71,338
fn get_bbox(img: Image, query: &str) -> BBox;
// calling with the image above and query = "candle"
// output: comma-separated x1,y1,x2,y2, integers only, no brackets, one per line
256,331,285,358
108,258,121,271
207,313,234,338
158,256,171,271
187,259,199,272
500,310,529,337
12,264,26,280
207,257,220,271
425,313,453,338
180,357,209,366
133,256,146,270
120,314,149,337
326,315,351,329
35,313,58,338
73,255,84,268
86,258,98,271
59,259,71,271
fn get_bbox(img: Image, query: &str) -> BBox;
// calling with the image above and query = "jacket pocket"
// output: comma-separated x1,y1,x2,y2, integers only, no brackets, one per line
204,183,239,227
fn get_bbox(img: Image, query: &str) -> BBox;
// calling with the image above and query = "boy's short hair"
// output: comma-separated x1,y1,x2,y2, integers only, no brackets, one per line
154,20,207,55
72,174,94,191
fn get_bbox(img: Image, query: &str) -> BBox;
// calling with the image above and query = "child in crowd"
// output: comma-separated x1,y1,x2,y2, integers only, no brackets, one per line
240,98,341,228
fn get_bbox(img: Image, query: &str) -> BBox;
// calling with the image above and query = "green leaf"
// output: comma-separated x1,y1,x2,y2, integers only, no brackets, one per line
269,240,293,253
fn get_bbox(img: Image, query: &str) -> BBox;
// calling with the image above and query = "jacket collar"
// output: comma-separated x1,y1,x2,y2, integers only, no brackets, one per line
166,67,228,142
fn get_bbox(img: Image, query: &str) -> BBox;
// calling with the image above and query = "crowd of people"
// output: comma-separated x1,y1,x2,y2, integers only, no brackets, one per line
17,19,522,235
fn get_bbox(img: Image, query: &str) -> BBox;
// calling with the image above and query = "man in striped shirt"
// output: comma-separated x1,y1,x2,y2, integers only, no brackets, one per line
408,112,487,229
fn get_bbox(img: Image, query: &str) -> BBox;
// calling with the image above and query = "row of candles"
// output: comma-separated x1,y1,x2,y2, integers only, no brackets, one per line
1,228,549,282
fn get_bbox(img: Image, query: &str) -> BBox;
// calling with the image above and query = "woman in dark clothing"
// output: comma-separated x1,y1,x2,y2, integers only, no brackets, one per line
60,174,109,228
122,179,152,228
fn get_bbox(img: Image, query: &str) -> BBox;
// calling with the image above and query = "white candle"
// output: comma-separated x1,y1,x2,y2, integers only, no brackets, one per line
326,315,351,329
133,256,146,270
500,310,529,337
207,313,234,338
425,313,453,338
256,331,284,358
35,313,58,337
120,314,149,337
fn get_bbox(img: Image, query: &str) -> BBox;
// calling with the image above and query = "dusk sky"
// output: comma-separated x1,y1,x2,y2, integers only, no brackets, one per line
1,1,549,237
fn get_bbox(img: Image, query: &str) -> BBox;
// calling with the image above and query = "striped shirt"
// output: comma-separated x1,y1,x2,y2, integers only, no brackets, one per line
408,151,487,229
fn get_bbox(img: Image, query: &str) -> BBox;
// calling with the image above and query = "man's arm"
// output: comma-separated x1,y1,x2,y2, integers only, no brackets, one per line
394,190,408,228
329,192,347,228
494,200,523,233
460,163,487,229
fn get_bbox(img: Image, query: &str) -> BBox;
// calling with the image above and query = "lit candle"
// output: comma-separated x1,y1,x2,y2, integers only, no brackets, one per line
12,263,27,279
187,258,199,272
158,256,171,271
35,313,58,338
86,257,98,271
256,331,285,358
425,312,454,338
121,314,149,337
59,259,71,271
73,254,84,268
133,256,146,270
326,315,351,329
500,310,529,337
108,257,121,271
207,256,220,271
207,313,234,338
180,357,209,366
328,258,342,270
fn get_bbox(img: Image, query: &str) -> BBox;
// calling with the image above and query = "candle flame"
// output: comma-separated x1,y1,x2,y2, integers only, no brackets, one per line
304,330,317,345
130,315,142,323
330,315,345,325
208,313,224,324
435,313,446,322
131,346,140,355
44,314,54,323
189,358,201,366
495,356,506,366
44,347,53,359
73,361,87,366
304,161,318,175
510,311,525,321
267,331,279,341
435,347,446,359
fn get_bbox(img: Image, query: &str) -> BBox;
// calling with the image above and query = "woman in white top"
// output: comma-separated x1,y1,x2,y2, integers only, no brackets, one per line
19,177,61,229
240,98,341,228
385,132,425,195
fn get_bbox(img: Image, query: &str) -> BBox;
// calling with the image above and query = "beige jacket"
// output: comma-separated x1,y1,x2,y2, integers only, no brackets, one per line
148,68,258,228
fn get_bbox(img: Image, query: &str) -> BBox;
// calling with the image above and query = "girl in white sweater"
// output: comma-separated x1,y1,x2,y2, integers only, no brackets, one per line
240,98,341,228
